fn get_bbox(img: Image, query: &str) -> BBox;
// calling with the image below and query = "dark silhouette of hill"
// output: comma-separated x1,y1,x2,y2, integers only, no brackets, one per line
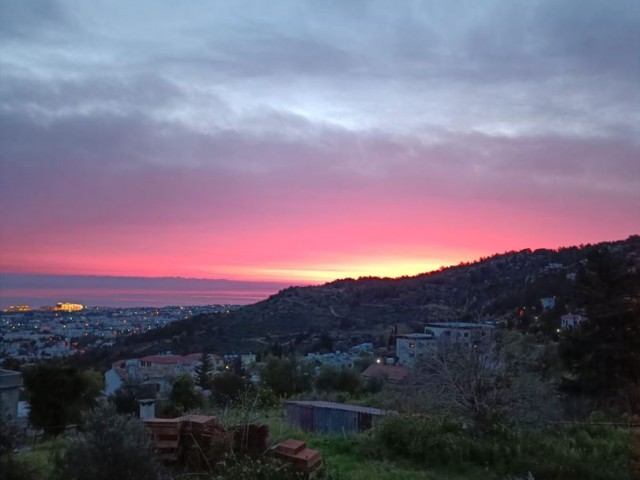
77,235,639,367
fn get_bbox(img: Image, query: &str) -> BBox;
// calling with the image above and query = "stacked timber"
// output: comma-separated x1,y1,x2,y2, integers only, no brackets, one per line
274,439,323,473
144,418,181,462
180,415,229,470
144,415,271,469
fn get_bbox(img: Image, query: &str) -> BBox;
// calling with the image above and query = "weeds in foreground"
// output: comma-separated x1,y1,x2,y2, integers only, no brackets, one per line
372,415,635,480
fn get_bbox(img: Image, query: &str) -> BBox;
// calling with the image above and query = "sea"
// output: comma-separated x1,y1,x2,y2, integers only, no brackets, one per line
0,274,294,309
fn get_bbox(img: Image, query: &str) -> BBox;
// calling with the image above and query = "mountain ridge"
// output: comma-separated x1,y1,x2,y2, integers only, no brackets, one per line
78,235,640,367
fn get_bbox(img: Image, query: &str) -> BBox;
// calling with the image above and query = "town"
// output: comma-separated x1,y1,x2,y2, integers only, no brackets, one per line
0,304,240,360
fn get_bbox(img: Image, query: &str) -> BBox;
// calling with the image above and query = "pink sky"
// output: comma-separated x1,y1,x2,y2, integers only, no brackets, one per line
0,1,638,288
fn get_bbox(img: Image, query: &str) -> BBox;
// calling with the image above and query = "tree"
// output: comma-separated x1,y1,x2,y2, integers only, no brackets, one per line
261,357,313,397
231,357,245,376
211,372,247,407
315,367,361,394
110,386,138,415
409,331,558,431
51,405,163,480
195,352,213,389
167,374,201,414
560,246,640,407
23,364,101,436
79,369,105,407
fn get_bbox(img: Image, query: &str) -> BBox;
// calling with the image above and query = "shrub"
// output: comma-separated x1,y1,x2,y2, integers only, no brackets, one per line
316,367,361,395
372,415,635,480
261,357,314,397
0,455,41,480
51,404,163,480
168,374,202,414
23,364,103,436
212,372,248,407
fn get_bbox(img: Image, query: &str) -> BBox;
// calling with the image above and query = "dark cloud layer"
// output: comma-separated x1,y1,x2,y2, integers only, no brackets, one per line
0,0,638,284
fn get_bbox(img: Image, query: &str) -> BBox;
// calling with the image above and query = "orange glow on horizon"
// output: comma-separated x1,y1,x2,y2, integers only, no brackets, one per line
0,251,476,285
225,257,459,283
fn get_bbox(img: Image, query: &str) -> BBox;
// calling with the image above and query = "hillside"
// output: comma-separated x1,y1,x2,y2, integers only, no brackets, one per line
79,235,639,366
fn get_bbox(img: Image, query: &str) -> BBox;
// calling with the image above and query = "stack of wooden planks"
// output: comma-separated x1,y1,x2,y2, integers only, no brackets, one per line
274,439,323,473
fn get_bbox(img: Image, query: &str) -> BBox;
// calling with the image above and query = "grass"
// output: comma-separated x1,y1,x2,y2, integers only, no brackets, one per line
17,407,634,480
254,408,497,480
373,414,637,480
11,437,67,479
308,435,494,480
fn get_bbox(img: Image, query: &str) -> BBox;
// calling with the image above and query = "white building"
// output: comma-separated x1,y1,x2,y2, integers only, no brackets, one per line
306,351,354,368
396,333,437,367
540,297,556,310
561,313,587,329
104,367,124,396
423,322,495,353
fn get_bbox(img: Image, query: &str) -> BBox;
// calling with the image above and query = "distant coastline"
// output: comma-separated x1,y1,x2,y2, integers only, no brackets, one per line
0,273,294,309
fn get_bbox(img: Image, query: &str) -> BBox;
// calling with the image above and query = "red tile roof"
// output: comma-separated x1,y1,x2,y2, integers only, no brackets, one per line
140,354,199,365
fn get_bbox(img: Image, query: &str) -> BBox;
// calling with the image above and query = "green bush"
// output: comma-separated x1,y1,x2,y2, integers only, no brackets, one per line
51,404,164,480
261,357,314,397
372,415,635,480
212,372,247,407
516,425,634,480
316,367,361,395
168,374,202,414
0,454,41,480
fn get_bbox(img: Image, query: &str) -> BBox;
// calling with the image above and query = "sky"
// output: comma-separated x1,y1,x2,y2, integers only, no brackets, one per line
0,0,639,306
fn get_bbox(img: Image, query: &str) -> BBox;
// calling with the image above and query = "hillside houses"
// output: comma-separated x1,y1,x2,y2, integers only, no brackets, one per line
540,297,556,310
396,322,495,367
306,351,355,368
561,313,587,329
395,333,437,367
119,353,219,382
105,352,226,397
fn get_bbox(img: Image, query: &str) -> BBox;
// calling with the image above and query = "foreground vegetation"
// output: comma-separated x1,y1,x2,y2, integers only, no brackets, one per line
5,405,634,480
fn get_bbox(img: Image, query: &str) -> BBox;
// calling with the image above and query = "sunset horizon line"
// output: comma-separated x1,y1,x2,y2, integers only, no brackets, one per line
3,232,636,286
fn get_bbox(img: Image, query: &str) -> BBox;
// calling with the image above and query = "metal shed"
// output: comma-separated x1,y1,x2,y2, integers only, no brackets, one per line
285,400,387,434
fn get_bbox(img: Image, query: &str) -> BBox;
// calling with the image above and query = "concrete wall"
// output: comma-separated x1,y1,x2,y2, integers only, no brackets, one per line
0,369,22,420
396,334,437,366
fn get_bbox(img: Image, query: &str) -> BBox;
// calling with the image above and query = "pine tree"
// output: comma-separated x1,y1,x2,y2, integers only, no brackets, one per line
560,246,640,404
195,352,212,389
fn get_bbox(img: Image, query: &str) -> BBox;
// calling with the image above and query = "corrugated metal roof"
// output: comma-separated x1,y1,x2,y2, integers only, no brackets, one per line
285,400,386,416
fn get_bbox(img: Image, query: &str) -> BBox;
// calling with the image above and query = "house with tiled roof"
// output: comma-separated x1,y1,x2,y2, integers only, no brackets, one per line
105,352,225,396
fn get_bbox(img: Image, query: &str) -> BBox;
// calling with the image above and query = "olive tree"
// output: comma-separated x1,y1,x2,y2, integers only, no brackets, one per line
52,404,163,480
